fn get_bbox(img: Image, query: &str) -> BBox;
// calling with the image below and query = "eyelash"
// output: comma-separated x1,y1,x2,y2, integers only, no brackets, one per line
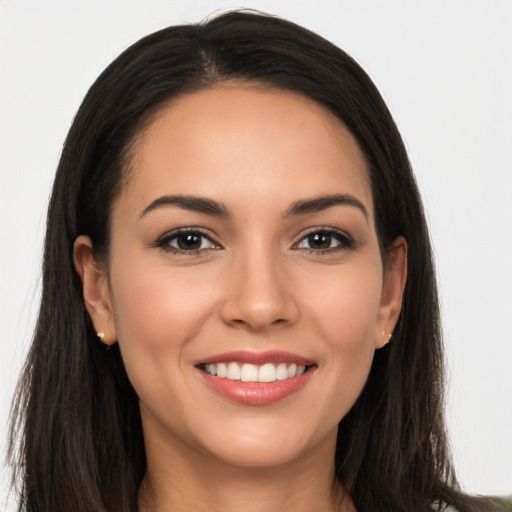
154,227,355,256
293,227,355,255
154,228,220,255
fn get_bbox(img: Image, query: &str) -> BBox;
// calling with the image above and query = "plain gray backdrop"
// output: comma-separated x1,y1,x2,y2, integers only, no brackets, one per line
1,1,511,508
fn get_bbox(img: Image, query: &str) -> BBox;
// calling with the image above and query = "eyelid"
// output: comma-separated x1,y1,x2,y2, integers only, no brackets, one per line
154,227,222,253
152,225,355,255
292,226,355,252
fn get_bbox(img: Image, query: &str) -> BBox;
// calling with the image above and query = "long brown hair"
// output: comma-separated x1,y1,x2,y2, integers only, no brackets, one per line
9,10,491,512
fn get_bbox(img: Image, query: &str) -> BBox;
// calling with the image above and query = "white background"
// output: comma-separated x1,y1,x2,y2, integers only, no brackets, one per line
1,1,511,509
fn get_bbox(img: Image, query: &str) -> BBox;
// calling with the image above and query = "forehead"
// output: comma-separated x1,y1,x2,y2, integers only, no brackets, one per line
118,86,373,219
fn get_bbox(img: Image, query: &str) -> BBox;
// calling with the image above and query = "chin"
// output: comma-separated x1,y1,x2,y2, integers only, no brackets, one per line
195,419,335,470
207,441,309,469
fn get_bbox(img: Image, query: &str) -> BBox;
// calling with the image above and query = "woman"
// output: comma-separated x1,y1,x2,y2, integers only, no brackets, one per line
8,10,491,512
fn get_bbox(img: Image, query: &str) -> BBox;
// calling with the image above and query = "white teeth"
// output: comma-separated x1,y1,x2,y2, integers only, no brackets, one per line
276,363,289,380
216,362,227,378
241,363,258,382
258,363,276,382
203,361,309,382
226,362,241,380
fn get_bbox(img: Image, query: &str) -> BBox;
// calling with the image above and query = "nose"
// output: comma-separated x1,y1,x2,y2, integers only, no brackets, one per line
220,250,299,332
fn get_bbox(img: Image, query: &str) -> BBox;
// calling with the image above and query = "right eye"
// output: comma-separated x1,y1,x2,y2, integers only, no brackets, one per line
156,229,219,254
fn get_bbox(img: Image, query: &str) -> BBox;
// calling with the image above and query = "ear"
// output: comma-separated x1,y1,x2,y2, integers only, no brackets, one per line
73,235,117,345
375,236,407,349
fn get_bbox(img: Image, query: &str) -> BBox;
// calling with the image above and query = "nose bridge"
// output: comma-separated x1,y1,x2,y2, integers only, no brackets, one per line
221,237,297,330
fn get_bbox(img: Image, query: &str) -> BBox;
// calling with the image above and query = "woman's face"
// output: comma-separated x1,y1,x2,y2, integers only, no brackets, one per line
77,86,405,470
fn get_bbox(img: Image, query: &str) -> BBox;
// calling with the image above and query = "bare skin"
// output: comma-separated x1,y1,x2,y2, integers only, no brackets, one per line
138,423,348,512
74,86,406,512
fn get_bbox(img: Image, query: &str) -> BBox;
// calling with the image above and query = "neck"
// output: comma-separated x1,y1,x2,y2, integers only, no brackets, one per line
138,427,354,512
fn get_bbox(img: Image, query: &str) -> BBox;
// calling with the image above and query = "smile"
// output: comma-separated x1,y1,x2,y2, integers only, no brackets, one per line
197,351,316,405
201,362,307,382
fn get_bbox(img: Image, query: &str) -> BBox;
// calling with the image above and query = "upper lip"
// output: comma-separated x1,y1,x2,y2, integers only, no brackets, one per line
196,350,315,366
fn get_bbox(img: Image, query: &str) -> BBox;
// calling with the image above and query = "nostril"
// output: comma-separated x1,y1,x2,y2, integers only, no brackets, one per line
219,272,299,330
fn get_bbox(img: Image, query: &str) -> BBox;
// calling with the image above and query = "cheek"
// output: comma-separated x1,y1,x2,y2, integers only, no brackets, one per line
331,271,381,371
304,257,383,347
110,260,217,350
298,258,382,413
107,259,221,420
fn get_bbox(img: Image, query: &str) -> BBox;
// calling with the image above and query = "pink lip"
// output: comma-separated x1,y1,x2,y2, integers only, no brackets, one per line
197,350,314,366
198,368,315,405
196,350,316,405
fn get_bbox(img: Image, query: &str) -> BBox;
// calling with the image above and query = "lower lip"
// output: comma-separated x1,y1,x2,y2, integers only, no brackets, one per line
199,368,315,405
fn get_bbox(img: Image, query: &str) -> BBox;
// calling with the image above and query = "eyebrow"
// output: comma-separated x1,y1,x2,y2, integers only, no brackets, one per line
139,193,368,221
283,194,368,221
139,195,230,219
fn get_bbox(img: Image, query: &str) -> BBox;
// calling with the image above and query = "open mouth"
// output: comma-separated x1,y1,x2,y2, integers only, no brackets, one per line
196,352,317,404
198,362,316,383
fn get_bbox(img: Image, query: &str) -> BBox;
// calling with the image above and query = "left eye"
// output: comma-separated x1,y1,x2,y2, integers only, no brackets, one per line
159,231,217,252
296,230,351,251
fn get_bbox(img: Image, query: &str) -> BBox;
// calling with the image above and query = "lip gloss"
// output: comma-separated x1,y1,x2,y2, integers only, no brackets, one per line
198,366,315,405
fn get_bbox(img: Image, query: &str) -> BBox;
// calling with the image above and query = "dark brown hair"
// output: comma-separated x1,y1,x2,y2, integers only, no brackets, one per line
9,10,491,512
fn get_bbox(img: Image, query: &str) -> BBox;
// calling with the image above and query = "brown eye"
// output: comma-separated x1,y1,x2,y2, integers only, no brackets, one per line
156,230,218,253
175,233,204,250
296,229,353,252
305,233,333,250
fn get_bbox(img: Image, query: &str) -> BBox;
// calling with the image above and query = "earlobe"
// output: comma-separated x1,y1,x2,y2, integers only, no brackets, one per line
375,236,407,349
73,235,117,345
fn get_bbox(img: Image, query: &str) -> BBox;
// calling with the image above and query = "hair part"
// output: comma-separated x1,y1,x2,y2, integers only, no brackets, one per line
9,10,491,512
